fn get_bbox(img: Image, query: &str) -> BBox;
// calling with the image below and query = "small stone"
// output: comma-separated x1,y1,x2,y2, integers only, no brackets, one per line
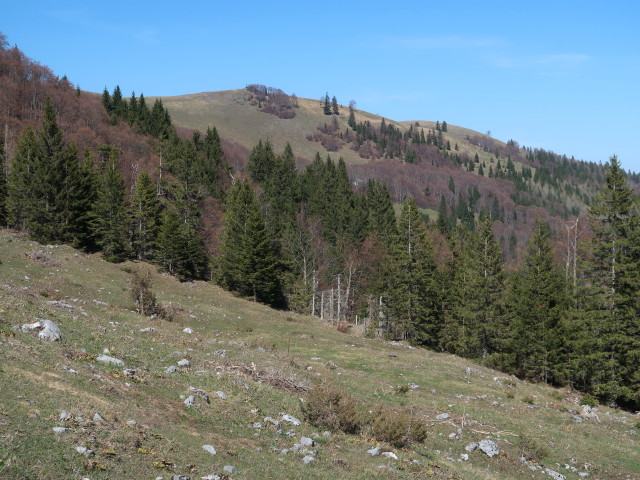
578,473,590,478
460,453,469,461
60,410,71,421
96,354,124,366
215,391,227,400
126,420,137,425
183,328,193,334
479,439,499,458
544,468,566,480
92,413,105,422
252,422,263,429
302,455,315,464
213,350,226,358
189,387,210,404
572,415,584,423
75,446,95,456
202,444,217,455
448,433,458,440
300,436,315,447
367,446,381,456
140,327,156,332
322,431,331,437
63,366,78,374
281,413,301,426
184,396,195,407
123,368,136,377
52,427,68,433
165,365,178,374
177,359,190,367
382,451,398,460
435,413,450,421
200,476,221,480
223,465,236,474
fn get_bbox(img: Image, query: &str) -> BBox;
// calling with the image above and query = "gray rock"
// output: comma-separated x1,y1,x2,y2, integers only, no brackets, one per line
213,350,227,358
165,365,178,374
302,455,315,464
479,439,499,457
367,446,381,456
202,444,217,455
435,413,450,421
20,319,61,341
63,366,78,374
96,354,124,366
322,431,331,437
184,395,195,407
52,427,68,433
460,453,469,461
281,413,301,426
448,432,458,440
189,386,210,404
215,391,227,400
123,368,136,377
200,476,221,480
300,436,315,447
126,420,137,425
183,328,193,334
252,422,263,429
140,327,156,332
75,446,95,456
60,410,71,421
177,359,190,367
171,476,191,480
578,473,590,478
223,465,236,474
92,413,105,422
572,415,584,423
544,468,566,480
382,451,398,460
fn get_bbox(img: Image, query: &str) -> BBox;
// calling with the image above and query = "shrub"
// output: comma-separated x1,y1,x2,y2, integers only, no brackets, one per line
130,267,158,316
363,408,428,448
301,382,361,434
580,393,598,407
336,322,351,333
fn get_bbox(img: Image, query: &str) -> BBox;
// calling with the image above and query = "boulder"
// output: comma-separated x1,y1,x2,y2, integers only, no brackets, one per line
20,319,61,341
299,436,315,447
479,439,499,458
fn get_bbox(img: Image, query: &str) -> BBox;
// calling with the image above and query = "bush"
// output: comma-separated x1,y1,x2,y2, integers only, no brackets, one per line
362,408,428,448
130,267,158,316
580,393,598,407
301,382,361,434
336,322,351,333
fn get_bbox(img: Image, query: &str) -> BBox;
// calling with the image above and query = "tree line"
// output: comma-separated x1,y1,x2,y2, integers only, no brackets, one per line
0,93,638,411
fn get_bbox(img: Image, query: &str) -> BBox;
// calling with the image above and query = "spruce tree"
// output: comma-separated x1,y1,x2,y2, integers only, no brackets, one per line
6,126,38,230
92,150,130,262
131,171,161,261
331,96,339,115
384,198,441,345
217,180,282,306
0,130,7,226
365,180,397,249
248,140,276,184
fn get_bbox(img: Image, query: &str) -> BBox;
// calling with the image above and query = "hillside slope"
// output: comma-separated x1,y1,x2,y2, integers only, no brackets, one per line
1,230,638,480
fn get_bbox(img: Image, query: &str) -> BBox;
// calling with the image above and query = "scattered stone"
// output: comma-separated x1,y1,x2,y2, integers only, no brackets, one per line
408,383,420,390
184,396,195,407
202,444,217,455
215,391,227,400
578,473,590,478
223,466,236,474
60,410,72,421
140,327,156,333
189,386,210,404
302,455,315,464
581,405,600,422
382,451,398,460
183,328,193,334
572,415,584,423
435,413,450,421
123,369,136,377
300,436,315,447
75,446,95,456
126,420,137,426
322,431,331,437
96,354,124,367
213,350,226,358
172,476,191,480
479,439,499,458
200,476,221,480
19,319,62,341
252,422,263,429
367,446,381,456
281,413,301,426
52,427,68,433
448,432,459,440
460,453,469,461
92,413,105,422
165,365,178,374
544,468,566,480
177,359,190,367
63,366,78,374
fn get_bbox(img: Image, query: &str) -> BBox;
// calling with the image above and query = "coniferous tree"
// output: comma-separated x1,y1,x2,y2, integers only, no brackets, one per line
6,126,37,230
365,180,397,249
384,198,441,345
248,140,276,184
0,130,7,226
331,96,339,115
217,180,282,306
348,106,356,131
92,149,130,262
506,218,567,384
131,171,161,261
157,209,184,276
436,195,450,235
323,93,331,115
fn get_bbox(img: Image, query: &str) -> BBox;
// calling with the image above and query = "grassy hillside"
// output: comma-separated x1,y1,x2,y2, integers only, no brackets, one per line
1,230,638,480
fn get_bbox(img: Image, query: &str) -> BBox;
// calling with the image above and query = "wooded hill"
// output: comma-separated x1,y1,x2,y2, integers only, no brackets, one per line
1,35,640,411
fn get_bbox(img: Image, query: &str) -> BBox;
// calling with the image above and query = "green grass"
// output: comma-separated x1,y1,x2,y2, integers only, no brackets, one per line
0,230,638,479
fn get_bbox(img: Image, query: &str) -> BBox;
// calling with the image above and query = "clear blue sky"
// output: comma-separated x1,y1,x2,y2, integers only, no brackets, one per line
4,1,640,171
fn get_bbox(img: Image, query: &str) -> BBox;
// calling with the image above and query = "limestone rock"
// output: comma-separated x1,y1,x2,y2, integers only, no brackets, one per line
544,468,566,480
435,413,450,421
52,427,68,433
20,319,61,341
367,446,381,456
177,359,190,367
382,451,398,460
302,455,315,464
223,465,236,474
202,444,217,455
281,413,301,426
215,391,227,400
75,446,95,456
96,354,124,366
184,396,195,407
165,365,178,374
299,436,315,447
479,439,499,458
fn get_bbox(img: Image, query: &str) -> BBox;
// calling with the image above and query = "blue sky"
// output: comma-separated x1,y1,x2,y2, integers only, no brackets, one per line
4,1,640,171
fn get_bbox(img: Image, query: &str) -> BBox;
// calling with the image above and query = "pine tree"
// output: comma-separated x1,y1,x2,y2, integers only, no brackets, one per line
323,93,331,115
0,129,7,226
384,198,441,345
348,106,356,131
507,218,567,384
217,180,282,306
92,149,130,262
131,171,161,261
331,96,339,115
580,155,640,407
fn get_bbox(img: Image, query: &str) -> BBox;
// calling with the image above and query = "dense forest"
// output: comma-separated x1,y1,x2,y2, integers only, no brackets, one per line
0,36,639,410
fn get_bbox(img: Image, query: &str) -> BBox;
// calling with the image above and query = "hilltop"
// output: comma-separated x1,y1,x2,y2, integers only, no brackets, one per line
1,230,639,480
